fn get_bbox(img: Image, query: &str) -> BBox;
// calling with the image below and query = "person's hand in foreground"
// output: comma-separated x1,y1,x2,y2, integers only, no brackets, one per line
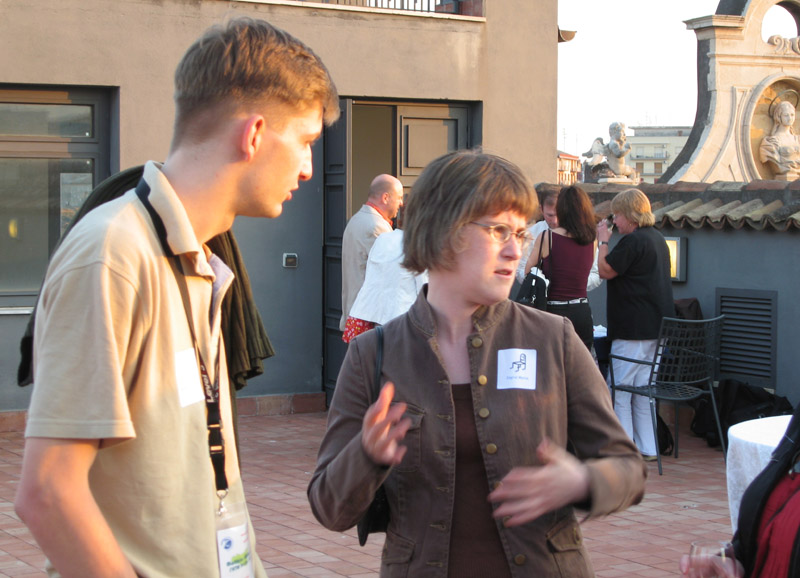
361,381,411,467
488,438,590,527
679,553,744,578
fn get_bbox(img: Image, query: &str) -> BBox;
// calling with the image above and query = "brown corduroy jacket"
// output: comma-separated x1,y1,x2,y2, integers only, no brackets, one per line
308,290,646,578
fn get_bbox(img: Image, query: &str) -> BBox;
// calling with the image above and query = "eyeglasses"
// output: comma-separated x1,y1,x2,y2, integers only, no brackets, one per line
469,222,534,249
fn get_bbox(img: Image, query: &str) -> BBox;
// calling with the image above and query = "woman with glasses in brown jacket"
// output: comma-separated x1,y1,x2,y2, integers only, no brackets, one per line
309,150,646,577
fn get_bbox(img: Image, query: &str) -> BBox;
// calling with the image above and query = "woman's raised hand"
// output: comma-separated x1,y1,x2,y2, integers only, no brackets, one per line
361,382,412,467
488,438,590,527
679,553,743,577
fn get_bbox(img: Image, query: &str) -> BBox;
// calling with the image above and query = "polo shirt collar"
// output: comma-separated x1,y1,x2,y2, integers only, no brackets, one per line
140,161,213,278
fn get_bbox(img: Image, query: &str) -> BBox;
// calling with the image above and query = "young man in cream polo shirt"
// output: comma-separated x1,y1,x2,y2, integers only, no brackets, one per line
15,18,339,578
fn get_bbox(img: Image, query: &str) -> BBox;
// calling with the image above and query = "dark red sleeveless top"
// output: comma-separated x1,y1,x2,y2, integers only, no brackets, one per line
541,232,593,301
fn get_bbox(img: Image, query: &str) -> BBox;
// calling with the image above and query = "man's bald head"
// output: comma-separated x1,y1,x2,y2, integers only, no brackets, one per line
367,174,404,220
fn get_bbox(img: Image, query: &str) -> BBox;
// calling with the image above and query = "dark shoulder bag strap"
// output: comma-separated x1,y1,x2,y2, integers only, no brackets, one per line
536,229,547,269
373,326,384,401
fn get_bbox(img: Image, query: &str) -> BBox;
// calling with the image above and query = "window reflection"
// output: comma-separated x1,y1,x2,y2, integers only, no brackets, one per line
0,158,93,293
0,103,93,138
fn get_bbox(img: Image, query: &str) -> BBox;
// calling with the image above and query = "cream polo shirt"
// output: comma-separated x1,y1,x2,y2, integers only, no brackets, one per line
27,161,267,578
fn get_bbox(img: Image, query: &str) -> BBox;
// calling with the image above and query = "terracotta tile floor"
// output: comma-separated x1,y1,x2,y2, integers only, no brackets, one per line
0,412,730,577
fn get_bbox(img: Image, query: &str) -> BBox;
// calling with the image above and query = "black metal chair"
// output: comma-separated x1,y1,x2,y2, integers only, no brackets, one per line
609,315,726,475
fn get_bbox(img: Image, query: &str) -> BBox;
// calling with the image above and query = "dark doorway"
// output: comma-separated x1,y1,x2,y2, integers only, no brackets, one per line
322,99,474,403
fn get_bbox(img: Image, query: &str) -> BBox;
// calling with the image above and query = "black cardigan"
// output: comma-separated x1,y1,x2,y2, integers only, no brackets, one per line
733,403,800,577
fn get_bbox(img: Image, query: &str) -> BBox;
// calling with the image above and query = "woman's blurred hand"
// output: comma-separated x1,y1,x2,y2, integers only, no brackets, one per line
596,218,612,244
361,382,411,467
488,438,590,526
679,553,743,577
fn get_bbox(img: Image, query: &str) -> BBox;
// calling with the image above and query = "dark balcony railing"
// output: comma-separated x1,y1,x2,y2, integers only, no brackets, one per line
309,0,484,16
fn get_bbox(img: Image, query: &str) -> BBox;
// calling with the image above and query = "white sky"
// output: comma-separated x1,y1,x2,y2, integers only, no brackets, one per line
556,0,798,157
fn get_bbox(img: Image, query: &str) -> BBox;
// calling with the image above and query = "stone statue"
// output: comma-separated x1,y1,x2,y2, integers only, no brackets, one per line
759,98,800,181
582,121,639,183
606,121,638,181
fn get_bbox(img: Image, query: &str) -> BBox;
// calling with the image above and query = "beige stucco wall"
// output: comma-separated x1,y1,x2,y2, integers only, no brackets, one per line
0,0,558,410
0,0,557,183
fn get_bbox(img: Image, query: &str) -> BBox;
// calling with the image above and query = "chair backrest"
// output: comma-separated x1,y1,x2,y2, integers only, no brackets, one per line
652,315,725,388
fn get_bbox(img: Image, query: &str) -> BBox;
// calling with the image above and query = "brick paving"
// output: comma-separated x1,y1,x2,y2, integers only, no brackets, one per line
0,411,730,577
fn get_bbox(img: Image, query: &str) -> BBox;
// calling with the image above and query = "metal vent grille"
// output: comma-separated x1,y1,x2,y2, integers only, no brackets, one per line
715,288,777,388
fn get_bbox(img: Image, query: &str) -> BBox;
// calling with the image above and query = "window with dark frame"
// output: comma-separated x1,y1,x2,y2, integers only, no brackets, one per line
0,86,111,305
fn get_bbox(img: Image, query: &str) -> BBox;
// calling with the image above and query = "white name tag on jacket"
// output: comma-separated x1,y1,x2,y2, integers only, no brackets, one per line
175,348,205,407
497,349,537,390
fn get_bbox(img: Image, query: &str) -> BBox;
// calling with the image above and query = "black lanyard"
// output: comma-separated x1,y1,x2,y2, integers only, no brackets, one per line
135,179,229,496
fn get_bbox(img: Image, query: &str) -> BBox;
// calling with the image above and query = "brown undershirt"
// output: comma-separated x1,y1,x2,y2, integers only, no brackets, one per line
448,383,512,578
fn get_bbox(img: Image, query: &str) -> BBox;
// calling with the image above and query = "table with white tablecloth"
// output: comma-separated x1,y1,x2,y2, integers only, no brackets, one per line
726,414,792,532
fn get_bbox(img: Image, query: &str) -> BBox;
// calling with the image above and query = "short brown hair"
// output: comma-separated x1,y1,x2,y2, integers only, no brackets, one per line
172,17,339,144
402,150,537,273
611,188,655,227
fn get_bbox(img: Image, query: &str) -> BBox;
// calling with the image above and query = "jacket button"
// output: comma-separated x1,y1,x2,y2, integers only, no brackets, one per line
514,554,526,565
486,443,498,454
471,337,483,348
492,481,502,490
477,375,488,386
478,407,490,418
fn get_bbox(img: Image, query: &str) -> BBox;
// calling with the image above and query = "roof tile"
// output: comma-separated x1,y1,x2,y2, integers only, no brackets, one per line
745,199,783,220
685,198,724,220
706,200,742,221
727,199,764,221
706,181,747,193
653,201,684,221
543,181,800,232
744,179,788,192
668,181,711,194
666,199,704,220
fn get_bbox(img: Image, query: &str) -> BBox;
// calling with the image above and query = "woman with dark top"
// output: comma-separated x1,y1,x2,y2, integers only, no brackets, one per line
597,188,674,460
308,150,646,577
680,402,800,577
525,185,597,350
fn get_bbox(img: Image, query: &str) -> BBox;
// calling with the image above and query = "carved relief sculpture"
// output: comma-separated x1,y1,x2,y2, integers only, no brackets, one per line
759,92,800,181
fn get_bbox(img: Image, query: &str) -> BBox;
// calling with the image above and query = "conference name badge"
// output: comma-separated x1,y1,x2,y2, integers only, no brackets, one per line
174,348,205,407
497,349,537,390
216,501,254,578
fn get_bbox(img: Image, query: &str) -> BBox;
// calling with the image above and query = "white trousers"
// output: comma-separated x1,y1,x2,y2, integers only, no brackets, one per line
609,339,658,456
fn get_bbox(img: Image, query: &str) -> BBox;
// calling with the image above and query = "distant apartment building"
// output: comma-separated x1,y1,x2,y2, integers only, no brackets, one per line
557,150,581,185
628,126,691,183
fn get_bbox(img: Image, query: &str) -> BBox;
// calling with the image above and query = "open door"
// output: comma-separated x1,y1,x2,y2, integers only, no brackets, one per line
322,100,351,404
322,100,472,404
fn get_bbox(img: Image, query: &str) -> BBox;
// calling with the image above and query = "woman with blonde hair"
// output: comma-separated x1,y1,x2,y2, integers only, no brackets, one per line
309,150,646,577
597,188,674,461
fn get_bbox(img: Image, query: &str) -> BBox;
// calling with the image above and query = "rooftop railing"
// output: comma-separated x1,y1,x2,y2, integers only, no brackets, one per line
310,0,484,16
